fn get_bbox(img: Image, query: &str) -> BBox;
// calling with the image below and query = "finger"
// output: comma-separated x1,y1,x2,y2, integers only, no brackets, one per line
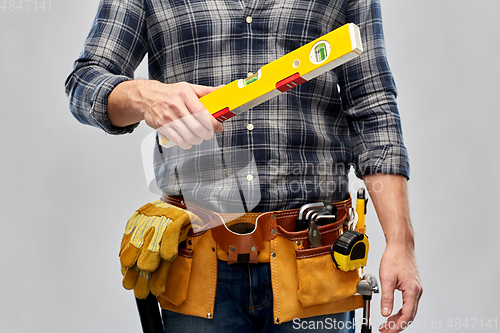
379,310,414,333
182,111,214,141
154,83,223,147
158,114,203,148
190,84,224,133
379,309,403,333
174,117,205,146
137,227,160,272
166,87,214,143
120,242,141,268
156,98,205,146
193,109,224,136
395,279,423,328
183,94,222,134
150,260,172,296
379,282,423,333
158,126,193,150
134,270,151,300
380,275,396,317
160,115,205,149
210,114,224,133
122,266,139,290
119,232,133,257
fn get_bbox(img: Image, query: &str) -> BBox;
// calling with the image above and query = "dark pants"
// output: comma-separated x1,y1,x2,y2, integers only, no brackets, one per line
162,260,355,332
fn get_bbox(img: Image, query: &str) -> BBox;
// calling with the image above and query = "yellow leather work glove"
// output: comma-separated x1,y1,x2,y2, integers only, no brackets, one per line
119,201,202,299
121,264,153,299
120,260,173,299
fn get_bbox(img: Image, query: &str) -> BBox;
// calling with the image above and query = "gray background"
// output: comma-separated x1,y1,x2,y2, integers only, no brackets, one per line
1,0,499,332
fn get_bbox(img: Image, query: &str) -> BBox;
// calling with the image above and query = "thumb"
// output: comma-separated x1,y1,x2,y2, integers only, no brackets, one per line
380,276,396,317
190,84,225,133
191,84,223,98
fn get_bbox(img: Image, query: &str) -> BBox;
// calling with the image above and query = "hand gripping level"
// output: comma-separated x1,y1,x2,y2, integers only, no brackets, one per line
159,23,363,147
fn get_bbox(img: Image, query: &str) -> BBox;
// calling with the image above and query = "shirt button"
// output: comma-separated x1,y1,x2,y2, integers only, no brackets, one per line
246,174,254,182
246,16,253,24
247,72,254,77
247,124,254,131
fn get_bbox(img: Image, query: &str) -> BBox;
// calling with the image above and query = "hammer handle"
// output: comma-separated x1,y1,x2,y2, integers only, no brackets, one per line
135,294,164,333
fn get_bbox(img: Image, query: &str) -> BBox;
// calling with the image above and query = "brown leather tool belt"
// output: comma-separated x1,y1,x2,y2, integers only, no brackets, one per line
161,193,352,265
158,193,364,322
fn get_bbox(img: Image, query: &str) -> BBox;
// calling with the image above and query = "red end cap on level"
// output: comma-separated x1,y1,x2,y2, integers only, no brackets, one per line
275,73,307,92
212,107,236,123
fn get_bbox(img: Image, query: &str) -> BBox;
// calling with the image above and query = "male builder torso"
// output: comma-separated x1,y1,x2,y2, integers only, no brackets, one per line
66,0,421,332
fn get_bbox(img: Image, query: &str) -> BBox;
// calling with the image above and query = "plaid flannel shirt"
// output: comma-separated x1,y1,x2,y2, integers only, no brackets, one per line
65,0,409,213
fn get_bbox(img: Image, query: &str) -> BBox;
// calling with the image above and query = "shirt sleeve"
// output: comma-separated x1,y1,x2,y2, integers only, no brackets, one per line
334,0,410,179
64,0,147,135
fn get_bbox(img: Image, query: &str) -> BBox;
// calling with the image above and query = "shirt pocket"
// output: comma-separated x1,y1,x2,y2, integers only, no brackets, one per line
274,0,347,51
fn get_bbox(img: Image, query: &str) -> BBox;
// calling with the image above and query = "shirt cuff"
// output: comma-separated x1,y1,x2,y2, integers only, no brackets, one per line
354,144,410,180
89,74,140,135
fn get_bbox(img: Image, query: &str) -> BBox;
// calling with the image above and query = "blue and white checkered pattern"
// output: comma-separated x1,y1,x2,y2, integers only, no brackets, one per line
65,0,409,212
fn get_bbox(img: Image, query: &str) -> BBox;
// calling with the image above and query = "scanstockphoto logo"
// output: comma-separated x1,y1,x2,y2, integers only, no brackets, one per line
292,317,357,330
293,317,499,331
266,159,386,194
292,317,416,331
142,134,354,197
141,132,387,200
141,119,389,223
268,159,351,177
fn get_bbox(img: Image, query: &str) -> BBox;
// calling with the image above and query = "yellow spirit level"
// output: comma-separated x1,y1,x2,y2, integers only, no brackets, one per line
330,230,369,272
159,23,363,147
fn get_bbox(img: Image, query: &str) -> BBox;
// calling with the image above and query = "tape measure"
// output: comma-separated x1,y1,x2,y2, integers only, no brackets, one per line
330,230,369,272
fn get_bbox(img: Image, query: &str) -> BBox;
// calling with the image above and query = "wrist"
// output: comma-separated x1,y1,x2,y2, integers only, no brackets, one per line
385,231,415,251
107,79,146,127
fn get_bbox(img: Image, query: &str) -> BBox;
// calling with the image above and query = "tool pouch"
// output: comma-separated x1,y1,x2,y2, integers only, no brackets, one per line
269,210,363,324
161,247,193,306
157,228,219,319
295,245,360,307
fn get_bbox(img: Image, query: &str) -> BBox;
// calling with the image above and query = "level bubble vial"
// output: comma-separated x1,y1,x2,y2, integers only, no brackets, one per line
310,41,331,64
238,70,262,88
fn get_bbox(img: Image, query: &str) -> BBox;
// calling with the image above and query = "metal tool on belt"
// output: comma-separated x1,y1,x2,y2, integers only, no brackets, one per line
357,274,380,333
296,202,338,248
